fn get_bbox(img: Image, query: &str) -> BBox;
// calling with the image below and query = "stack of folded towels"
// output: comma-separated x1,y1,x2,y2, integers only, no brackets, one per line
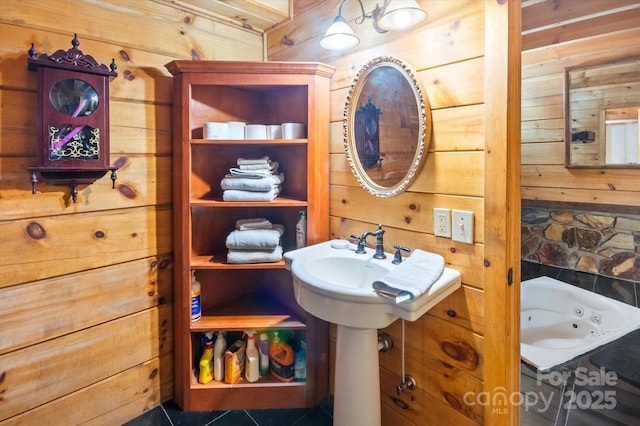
221,156,284,201
226,218,284,264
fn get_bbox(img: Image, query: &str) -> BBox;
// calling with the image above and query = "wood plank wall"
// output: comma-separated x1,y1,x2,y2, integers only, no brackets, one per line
521,0,640,208
268,1,521,425
0,0,262,423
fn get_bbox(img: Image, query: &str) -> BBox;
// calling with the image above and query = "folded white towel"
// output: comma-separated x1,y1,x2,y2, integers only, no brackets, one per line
220,173,284,192
237,156,270,166
228,167,278,178
372,250,445,302
238,162,276,171
225,225,284,250
223,187,280,202
235,218,272,230
227,246,283,264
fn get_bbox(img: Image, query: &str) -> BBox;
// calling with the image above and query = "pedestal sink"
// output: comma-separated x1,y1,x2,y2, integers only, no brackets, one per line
284,240,461,426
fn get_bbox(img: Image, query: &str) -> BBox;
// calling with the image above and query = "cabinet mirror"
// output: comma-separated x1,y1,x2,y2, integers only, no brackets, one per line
565,57,640,168
344,56,431,197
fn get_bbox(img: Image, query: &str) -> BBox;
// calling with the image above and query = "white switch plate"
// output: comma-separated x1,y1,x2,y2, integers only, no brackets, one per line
433,208,451,237
452,210,474,244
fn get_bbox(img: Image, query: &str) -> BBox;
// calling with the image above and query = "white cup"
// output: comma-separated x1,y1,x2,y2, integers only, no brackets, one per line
226,121,246,140
281,122,305,139
203,122,228,139
245,124,267,140
267,125,282,139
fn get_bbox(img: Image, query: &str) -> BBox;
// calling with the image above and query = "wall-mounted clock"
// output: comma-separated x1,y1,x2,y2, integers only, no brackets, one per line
28,34,118,203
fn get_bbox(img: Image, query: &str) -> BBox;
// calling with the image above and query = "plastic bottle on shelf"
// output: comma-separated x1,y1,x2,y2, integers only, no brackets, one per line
269,331,295,382
191,270,201,322
294,338,307,381
244,330,260,383
296,210,307,249
258,332,270,377
213,331,226,381
198,332,214,384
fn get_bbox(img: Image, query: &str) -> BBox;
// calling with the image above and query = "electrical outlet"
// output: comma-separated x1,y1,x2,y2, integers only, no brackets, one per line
433,208,451,237
452,210,474,244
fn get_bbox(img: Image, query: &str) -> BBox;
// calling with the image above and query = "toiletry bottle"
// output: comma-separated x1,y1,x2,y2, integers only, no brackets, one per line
294,338,307,381
198,332,214,384
244,331,260,383
213,331,226,381
269,331,295,382
191,270,201,322
296,210,307,249
258,332,270,377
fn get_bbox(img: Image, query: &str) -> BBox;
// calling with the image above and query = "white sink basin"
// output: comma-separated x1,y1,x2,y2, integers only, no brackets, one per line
284,240,461,329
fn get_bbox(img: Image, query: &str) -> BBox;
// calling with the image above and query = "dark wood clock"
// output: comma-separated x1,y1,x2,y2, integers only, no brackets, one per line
27,34,118,203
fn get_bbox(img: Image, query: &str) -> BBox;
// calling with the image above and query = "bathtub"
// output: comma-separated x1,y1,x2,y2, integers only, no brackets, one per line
521,276,640,370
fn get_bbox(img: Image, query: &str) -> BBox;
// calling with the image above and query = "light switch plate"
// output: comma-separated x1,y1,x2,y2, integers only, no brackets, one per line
452,210,474,244
434,208,451,237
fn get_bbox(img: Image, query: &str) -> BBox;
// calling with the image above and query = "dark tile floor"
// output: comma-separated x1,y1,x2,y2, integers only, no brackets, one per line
125,262,639,425
123,395,333,426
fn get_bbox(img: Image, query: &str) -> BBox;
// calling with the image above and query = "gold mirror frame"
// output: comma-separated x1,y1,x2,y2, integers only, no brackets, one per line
344,56,431,197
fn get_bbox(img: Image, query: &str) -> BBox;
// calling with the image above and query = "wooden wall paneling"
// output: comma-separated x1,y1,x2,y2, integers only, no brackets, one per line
0,309,159,421
380,368,481,426
0,206,172,287
0,156,172,220
521,1,640,208
0,359,161,426
0,0,262,61
522,5,640,51
482,1,521,425
0,257,161,354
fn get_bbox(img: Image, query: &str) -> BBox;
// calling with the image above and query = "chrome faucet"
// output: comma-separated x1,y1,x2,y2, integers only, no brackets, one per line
350,224,386,259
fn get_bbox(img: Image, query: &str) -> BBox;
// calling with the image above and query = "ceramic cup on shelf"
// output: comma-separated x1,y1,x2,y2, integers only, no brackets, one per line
226,121,246,140
245,124,267,140
282,122,305,139
203,122,228,139
266,124,282,139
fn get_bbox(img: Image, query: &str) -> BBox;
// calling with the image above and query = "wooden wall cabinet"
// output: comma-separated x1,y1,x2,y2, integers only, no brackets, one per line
165,60,335,411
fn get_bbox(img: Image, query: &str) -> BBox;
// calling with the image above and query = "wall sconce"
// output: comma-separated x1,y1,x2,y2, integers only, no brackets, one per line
320,0,427,51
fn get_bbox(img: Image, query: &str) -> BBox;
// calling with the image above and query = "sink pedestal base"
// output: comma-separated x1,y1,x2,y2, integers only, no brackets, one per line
334,325,381,426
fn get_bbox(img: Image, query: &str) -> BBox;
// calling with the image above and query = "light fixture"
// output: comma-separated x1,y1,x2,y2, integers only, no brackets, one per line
377,0,427,31
320,0,427,51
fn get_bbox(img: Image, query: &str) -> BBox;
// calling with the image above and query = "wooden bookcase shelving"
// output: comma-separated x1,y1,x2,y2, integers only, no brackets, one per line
165,60,335,411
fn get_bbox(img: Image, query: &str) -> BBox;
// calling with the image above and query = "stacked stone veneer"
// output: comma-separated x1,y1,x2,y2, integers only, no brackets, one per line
522,207,640,282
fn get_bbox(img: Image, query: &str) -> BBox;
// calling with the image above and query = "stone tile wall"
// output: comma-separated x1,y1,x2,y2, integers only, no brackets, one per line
522,207,640,283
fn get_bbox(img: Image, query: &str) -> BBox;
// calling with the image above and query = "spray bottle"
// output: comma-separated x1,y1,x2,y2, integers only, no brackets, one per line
244,330,260,383
213,331,226,381
296,210,307,249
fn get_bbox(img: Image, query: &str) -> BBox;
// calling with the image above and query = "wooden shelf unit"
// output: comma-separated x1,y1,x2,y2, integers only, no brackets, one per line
165,60,335,411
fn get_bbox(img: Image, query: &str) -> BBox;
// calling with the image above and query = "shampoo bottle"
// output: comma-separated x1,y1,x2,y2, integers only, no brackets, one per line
191,270,201,322
269,331,295,382
198,332,214,384
213,331,226,381
244,331,260,383
296,210,307,249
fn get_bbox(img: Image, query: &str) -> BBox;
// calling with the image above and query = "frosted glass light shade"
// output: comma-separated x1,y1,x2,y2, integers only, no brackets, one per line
320,16,360,51
377,0,427,31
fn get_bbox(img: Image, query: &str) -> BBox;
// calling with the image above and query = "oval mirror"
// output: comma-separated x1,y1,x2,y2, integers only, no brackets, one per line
50,78,99,117
344,56,431,197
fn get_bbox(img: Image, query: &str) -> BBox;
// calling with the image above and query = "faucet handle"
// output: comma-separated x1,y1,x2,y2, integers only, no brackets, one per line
392,245,411,264
350,235,367,254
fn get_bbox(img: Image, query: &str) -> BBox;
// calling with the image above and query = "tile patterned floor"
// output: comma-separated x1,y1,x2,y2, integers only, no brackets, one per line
126,262,639,425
